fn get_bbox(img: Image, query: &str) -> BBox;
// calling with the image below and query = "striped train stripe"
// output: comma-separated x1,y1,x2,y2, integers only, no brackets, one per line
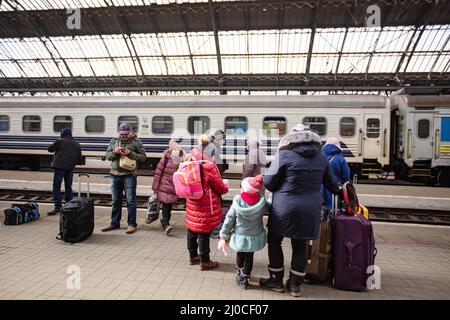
0,135,356,157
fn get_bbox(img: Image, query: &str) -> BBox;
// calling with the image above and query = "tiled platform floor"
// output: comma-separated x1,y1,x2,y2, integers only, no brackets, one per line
0,202,449,300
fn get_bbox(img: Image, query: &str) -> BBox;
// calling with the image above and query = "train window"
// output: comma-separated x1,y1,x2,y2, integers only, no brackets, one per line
303,117,327,136
53,116,72,133
0,115,9,132
417,119,430,139
188,116,210,134
263,117,287,136
225,116,248,134
118,116,139,133
85,116,105,133
23,115,41,132
340,117,356,137
366,118,380,138
152,116,173,134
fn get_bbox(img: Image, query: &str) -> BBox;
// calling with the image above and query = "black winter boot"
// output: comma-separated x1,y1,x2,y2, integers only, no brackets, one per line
235,267,249,290
234,266,242,285
286,270,305,297
259,266,285,293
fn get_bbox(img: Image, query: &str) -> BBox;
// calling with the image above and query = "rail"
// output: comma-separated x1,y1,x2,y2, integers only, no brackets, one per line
0,189,449,226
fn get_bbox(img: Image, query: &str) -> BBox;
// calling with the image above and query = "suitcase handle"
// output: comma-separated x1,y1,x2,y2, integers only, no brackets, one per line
77,173,90,197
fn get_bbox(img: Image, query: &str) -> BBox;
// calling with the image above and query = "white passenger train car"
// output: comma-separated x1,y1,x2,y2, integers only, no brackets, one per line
390,95,450,186
0,95,392,178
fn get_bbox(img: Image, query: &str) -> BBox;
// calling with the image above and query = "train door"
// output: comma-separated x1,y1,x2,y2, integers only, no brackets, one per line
363,114,383,159
413,113,434,160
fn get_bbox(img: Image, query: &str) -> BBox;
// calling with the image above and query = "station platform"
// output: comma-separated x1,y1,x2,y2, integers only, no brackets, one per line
0,201,449,300
1,170,450,211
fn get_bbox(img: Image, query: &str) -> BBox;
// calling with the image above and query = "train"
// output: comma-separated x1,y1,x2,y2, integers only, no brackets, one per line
0,93,449,186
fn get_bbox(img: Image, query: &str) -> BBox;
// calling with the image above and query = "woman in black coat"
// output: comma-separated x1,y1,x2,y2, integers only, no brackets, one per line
259,124,341,297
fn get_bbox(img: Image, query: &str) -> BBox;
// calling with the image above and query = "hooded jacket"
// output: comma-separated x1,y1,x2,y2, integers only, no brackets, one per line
263,130,341,240
322,143,350,183
105,134,146,175
185,148,229,233
48,136,82,170
152,148,181,204
242,139,266,179
219,195,267,253
321,143,351,211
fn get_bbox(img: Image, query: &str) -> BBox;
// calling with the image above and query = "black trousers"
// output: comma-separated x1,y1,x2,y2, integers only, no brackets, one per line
187,229,211,262
267,230,308,273
160,203,172,228
236,252,254,276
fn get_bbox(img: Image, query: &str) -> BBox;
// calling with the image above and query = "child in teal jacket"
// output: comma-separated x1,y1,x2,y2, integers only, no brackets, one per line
219,175,267,289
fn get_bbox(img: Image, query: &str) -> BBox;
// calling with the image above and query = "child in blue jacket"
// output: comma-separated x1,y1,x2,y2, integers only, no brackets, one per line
219,175,267,289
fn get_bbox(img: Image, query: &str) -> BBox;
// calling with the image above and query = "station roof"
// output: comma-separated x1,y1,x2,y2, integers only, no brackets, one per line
0,0,449,95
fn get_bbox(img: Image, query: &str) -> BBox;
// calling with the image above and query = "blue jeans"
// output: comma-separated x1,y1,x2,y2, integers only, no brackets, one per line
110,174,137,227
53,169,74,209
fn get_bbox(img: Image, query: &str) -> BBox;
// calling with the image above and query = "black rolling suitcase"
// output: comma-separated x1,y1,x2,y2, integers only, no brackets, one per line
57,174,94,244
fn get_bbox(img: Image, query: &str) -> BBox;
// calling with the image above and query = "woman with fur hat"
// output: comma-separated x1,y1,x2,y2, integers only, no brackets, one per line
259,124,341,297
218,175,268,290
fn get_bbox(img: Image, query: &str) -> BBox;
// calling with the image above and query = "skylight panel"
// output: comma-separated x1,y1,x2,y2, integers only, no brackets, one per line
219,32,248,55
159,33,190,56
313,29,346,54
278,55,307,73
343,28,381,53
338,54,370,73
193,57,218,74
279,29,311,54
310,54,339,73
132,34,163,56
188,32,216,55
368,54,402,73
141,57,167,75
166,57,193,74
248,55,278,74
222,56,248,74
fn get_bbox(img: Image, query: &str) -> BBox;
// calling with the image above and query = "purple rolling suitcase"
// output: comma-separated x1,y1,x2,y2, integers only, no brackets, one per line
332,191,377,291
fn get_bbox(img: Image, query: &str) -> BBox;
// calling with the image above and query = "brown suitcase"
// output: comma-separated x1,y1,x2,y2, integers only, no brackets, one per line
306,220,332,281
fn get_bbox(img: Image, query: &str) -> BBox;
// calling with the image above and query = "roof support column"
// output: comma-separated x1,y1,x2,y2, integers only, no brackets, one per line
305,5,318,83
208,0,224,94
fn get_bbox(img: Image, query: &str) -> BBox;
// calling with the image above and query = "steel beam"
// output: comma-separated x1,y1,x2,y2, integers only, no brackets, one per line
1,0,448,38
208,0,224,92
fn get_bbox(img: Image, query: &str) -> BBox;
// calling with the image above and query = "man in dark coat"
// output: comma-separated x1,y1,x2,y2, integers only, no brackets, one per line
47,128,82,215
259,124,341,297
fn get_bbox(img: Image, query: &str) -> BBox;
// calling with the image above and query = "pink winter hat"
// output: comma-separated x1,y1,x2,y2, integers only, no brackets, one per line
241,175,263,193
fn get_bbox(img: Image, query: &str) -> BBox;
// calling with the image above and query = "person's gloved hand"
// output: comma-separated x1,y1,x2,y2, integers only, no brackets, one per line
222,179,230,188
217,239,229,256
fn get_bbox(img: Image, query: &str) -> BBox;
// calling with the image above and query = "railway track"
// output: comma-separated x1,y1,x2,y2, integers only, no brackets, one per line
27,167,447,187
1,189,449,226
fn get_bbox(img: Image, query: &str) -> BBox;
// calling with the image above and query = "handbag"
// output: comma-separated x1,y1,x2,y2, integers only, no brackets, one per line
118,139,137,170
120,156,137,170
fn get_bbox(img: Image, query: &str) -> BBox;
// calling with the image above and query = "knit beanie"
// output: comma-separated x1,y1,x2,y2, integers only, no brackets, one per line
240,175,263,205
61,128,72,138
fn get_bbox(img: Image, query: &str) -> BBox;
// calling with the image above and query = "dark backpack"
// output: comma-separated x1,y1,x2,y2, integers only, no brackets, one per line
339,182,359,216
3,202,40,225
